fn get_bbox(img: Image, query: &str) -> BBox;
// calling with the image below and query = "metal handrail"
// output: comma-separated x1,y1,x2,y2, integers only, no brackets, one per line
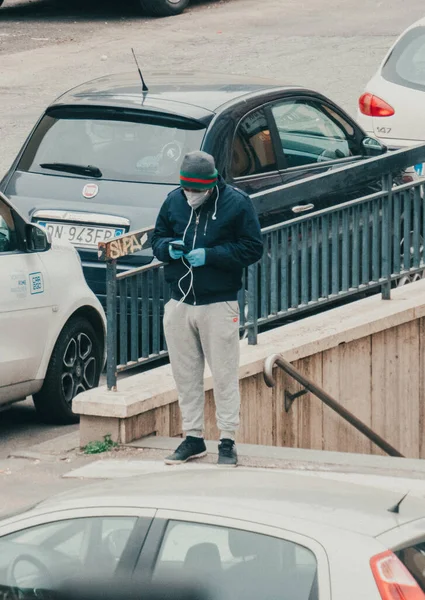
263,354,404,458
117,258,162,280
251,143,425,214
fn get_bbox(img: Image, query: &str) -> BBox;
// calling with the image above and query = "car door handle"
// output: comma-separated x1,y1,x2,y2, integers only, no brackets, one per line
292,204,315,213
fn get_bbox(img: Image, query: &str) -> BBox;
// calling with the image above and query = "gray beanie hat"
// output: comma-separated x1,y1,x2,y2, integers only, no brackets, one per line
180,151,218,190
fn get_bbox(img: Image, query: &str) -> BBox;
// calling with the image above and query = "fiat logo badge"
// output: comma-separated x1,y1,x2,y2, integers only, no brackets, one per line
82,183,99,199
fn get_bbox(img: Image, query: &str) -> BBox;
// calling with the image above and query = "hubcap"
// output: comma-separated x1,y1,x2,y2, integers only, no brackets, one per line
400,233,424,268
61,333,97,406
397,275,412,287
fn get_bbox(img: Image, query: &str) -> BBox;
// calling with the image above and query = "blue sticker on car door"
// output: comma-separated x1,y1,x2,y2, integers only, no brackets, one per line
29,272,44,294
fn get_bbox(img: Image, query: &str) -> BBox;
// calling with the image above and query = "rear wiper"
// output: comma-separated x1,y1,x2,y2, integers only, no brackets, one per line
40,162,102,178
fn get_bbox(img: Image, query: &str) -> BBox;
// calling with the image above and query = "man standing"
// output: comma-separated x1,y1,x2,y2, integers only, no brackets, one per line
152,151,263,466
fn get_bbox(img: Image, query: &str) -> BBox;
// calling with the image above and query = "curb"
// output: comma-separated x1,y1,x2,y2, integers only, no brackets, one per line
8,431,80,462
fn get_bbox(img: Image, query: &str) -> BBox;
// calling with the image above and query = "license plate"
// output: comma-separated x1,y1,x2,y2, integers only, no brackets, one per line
37,221,124,248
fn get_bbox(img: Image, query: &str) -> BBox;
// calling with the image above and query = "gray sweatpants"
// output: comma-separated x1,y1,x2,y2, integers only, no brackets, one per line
163,299,241,440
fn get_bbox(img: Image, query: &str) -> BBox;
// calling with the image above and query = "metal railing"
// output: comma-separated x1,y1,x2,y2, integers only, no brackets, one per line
99,144,425,390
247,173,425,340
263,354,404,457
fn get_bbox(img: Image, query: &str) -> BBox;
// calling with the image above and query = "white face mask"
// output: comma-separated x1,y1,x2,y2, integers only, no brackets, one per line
185,189,211,210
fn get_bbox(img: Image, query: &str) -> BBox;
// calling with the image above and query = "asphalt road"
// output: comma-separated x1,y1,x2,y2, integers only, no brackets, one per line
0,363,164,459
0,0,218,56
1,0,424,455
0,399,76,459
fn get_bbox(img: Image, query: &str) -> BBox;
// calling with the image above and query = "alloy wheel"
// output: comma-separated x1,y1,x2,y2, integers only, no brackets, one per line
61,333,97,405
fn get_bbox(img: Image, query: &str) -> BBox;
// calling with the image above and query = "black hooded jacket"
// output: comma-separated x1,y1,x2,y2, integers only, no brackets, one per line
151,177,263,305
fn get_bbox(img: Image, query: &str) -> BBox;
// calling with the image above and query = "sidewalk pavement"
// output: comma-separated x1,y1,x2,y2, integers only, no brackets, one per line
2,432,425,518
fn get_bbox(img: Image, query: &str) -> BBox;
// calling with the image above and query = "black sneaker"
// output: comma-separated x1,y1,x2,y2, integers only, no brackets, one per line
218,439,238,467
164,436,207,465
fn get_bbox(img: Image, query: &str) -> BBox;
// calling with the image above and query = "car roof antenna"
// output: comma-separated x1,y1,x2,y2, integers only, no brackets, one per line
388,491,410,514
131,48,148,93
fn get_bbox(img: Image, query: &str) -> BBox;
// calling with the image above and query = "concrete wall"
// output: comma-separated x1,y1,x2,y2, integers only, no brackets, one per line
74,280,425,458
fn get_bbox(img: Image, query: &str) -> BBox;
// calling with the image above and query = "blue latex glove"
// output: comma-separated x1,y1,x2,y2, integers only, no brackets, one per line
169,240,185,260
185,248,206,267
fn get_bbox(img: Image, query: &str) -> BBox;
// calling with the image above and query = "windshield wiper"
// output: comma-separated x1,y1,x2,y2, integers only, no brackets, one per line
40,162,102,178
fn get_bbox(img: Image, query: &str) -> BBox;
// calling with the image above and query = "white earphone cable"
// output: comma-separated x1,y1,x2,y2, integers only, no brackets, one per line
212,185,219,220
176,207,195,306
174,187,216,307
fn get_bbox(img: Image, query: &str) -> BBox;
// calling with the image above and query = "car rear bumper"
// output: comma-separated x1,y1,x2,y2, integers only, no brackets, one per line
81,253,156,297
377,137,425,150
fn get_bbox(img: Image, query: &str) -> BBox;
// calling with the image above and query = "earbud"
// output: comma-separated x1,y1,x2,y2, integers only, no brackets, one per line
212,215,217,220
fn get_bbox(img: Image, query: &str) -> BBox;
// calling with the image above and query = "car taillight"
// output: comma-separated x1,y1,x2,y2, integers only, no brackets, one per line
359,93,395,117
370,550,425,599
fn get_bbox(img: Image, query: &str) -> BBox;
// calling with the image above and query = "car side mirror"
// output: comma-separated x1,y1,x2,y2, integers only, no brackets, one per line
362,136,387,156
26,223,51,252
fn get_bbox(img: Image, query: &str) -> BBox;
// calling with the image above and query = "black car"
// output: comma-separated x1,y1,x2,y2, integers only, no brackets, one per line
0,0,193,17
136,0,192,16
0,72,387,305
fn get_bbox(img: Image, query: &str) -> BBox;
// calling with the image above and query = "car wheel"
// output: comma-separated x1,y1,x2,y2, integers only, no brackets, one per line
395,270,424,288
137,0,190,17
396,274,413,287
395,231,425,287
33,317,102,425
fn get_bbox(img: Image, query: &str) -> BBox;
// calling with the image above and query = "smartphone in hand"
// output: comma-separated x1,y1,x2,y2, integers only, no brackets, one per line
170,241,189,254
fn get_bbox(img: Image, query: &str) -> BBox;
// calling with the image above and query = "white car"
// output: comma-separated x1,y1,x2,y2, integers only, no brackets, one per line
357,17,425,176
0,191,106,424
1,469,425,600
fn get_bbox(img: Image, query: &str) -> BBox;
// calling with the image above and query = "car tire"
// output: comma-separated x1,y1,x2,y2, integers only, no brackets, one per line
33,317,102,425
137,0,190,17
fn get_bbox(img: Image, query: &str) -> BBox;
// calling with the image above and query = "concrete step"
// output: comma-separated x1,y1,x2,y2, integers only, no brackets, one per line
61,437,425,497
129,436,425,478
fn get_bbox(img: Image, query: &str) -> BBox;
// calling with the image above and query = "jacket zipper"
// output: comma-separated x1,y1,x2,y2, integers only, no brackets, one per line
204,212,210,236
191,208,202,306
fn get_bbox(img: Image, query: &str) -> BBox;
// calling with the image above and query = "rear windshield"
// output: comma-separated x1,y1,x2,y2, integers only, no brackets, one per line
396,542,425,592
382,26,425,92
17,111,206,184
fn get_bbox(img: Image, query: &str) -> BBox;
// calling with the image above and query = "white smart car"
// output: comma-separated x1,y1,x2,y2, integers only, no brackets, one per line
357,17,425,176
0,191,106,424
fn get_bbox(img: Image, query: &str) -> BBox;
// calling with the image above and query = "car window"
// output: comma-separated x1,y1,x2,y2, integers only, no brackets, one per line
153,521,318,600
397,541,425,592
17,112,206,185
0,516,137,592
382,26,425,92
271,99,355,169
0,199,18,253
231,108,278,178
